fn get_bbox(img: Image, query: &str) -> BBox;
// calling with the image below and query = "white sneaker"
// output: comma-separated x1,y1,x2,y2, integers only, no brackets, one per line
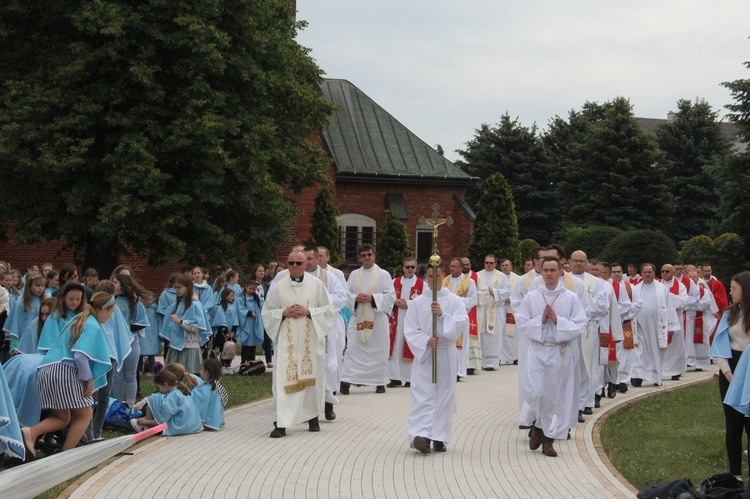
129,418,146,433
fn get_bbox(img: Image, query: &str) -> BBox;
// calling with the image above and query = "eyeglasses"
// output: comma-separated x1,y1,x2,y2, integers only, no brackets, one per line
404,265,416,269
360,253,373,258
484,261,496,265
660,270,671,273
287,261,305,266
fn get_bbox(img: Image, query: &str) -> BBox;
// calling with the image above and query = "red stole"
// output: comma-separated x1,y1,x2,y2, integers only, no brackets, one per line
389,276,424,361
694,286,705,344
629,276,643,285
468,271,478,340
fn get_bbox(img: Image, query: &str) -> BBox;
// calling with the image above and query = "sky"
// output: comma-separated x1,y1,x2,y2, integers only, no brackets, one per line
296,1,750,162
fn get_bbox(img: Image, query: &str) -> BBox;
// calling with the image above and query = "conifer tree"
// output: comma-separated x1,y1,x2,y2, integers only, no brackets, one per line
307,189,342,267
376,210,411,276
468,173,521,268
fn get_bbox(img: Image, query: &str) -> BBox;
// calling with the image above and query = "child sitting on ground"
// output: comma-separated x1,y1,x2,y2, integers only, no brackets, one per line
191,357,227,431
130,369,203,436
220,332,236,374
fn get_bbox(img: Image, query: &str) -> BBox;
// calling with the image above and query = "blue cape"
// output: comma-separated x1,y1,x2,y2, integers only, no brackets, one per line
116,295,150,332
710,310,733,360
724,346,750,415
210,306,229,331
38,315,112,391
6,295,41,341
147,389,203,436
190,383,225,431
16,319,41,355
194,283,216,313
101,306,134,370
0,359,25,460
236,295,264,347
37,310,78,354
140,304,161,356
3,354,43,427
157,288,177,322
159,301,210,351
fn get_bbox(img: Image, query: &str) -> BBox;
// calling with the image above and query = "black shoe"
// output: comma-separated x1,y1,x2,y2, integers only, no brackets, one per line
339,382,350,395
433,441,446,452
695,368,703,372
583,407,593,415
308,417,320,432
270,423,286,438
578,411,585,423
404,382,410,388
607,383,617,399
375,385,386,393
386,380,402,388
618,383,628,393
631,378,642,387
467,368,476,375
513,360,518,365
457,376,461,382
594,395,601,408
671,375,681,381
413,436,431,454
481,367,495,371
324,402,336,421
519,424,531,430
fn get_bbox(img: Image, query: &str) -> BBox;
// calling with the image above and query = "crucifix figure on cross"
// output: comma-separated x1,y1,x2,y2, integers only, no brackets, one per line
418,203,453,256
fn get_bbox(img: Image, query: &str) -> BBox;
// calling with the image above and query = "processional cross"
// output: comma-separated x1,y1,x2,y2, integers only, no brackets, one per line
418,203,452,383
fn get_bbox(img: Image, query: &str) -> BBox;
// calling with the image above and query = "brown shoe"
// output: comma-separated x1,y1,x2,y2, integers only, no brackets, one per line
529,427,542,450
542,442,557,457
413,436,431,455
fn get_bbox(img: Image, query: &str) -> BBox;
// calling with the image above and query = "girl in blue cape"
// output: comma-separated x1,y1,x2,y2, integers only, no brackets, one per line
131,369,202,436
236,281,265,365
0,361,25,460
37,282,87,354
157,273,180,353
191,357,227,431
141,294,161,375
160,275,211,374
45,270,60,297
5,273,47,352
112,273,151,406
15,297,55,355
21,292,114,457
192,267,216,314
211,287,239,356
711,271,750,483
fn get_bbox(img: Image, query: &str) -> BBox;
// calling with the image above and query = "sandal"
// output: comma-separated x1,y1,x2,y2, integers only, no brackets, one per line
21,427,36,459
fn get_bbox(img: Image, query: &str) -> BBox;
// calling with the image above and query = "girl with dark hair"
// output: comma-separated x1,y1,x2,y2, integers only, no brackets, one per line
45,270,59,297
37,282,87,354
190,357,226,430
711,271,750,487
159,275,210,374
6,273,47,352
15,297,56,355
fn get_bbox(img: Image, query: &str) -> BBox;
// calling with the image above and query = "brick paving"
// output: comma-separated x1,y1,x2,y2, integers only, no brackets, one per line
69,364,716,499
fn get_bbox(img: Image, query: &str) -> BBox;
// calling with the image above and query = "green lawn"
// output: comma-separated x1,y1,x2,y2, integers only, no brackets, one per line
600,379,735,490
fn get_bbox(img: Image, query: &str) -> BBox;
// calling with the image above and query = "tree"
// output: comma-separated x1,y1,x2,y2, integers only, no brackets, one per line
467,173,521,268
553,225,624,259
679,235,715,265
307,189,342,267
555,97,673,230
376,210,411,276
598,229,678,271
0,0,335,273
655,99,730,240
457,114,559,243
519,238,540,262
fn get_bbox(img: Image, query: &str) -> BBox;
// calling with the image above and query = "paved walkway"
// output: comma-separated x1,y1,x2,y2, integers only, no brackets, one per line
69,365,716,499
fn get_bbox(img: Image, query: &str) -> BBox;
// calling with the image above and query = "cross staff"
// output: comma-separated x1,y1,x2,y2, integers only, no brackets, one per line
418,203,452,383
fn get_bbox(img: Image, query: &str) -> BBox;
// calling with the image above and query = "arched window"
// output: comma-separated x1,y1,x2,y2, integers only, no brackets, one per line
337,214,376,264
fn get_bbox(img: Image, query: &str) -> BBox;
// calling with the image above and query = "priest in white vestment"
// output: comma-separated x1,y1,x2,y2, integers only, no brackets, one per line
406,265,468,454
262,250,335,437
387,258,424,386
610,264,642,391
515,257,587,457
500,260,519,364
303,247,348,421
476,255,511,370
659,264,690,380
630,264,681,387
444,258,477,378
685,269,718,371
341,244,396,393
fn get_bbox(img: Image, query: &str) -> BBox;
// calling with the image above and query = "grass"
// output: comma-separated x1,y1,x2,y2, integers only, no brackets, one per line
600,378,735,490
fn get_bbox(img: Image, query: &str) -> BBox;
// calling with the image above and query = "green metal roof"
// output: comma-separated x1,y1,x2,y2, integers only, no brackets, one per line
318,79,477,186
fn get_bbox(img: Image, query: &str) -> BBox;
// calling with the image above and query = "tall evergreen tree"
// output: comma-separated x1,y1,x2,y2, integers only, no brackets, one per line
557,97,673,230
0,0,334,271
457,114,559,244
376,210,411,276
307,188,342,267
655,99,730,240
467,173,521,268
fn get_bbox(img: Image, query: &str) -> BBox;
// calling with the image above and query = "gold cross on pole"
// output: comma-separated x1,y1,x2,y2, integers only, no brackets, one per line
418,203,453,256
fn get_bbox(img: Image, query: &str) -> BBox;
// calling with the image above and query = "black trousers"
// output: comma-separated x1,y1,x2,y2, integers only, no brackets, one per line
719,349,750,476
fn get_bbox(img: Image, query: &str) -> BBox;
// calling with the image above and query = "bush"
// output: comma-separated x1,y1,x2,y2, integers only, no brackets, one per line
679,235,715,265
713,232,746,284
519,238,540,262
376,210,411,276
553,225,624,260
599,229,678,270
468,173,521,268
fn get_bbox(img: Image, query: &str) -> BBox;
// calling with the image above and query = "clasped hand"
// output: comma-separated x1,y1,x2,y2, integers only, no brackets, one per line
541,305,557,324
356,293,372,303
283,304,309,319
